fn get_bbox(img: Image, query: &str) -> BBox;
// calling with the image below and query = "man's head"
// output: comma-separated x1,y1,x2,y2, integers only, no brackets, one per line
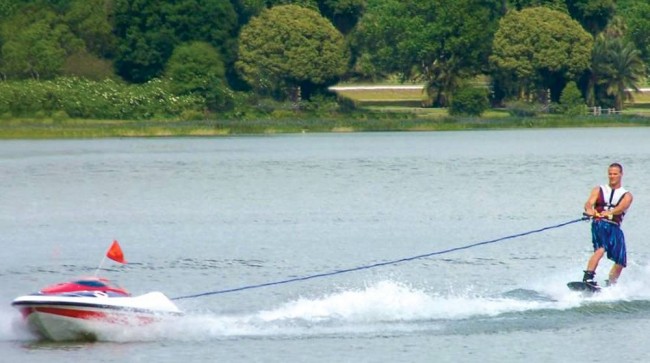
608,163,623,187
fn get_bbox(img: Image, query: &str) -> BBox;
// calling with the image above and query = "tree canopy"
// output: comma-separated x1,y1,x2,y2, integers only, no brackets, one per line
618,1,650,73
64,0,116,58
566,0,615,36
0,6,82,79
113,0,238,83
0,0,647,114
236,4,348,100
490,7,593,102
353,0,501,105
590,35,645,110
166,41,230,111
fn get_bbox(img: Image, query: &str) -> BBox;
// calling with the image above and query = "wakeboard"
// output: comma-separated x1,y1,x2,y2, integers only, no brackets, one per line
567,281,601,293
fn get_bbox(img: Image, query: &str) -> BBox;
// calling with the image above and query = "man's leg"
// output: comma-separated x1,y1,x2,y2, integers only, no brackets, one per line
587,247,605,272
608,264,624,285
583,248,606,285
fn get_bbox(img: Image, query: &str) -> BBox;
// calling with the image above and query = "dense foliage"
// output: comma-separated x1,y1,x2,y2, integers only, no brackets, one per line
0,0,647,119
352,0,501,106
236,5,348,101
0,78,203,119
166,41,232,111
490,7,592,103
112,0,239,83
559,81,585,115
448,87,489,117
589,35,645,110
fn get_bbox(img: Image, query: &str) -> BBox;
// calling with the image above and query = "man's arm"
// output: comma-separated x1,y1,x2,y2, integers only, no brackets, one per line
608,192,633,217
583,186,600,216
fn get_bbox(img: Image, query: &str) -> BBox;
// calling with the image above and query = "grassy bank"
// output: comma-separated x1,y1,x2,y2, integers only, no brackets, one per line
1,84,649,138
334,85,650,117
2,113,649,139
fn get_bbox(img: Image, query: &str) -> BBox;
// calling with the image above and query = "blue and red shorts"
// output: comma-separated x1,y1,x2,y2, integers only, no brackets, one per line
591,219,627,267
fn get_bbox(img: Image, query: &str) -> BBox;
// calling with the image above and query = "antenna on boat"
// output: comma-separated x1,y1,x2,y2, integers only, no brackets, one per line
95,240,127,276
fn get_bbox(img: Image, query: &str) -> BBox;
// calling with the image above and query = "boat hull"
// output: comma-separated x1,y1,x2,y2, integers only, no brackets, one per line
12,292,182,341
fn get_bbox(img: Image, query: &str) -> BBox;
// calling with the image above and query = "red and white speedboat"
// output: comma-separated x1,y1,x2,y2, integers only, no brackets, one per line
11,277,182,341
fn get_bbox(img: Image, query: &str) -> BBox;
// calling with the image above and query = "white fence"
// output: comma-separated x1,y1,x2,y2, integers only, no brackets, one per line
589,106,622,115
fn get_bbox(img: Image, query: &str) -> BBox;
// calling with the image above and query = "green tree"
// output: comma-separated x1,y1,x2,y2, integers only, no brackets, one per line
449,86,489,116
353,0,501,106
566,0,615,35
0,0,21,21
318,0,365,34
0,7,82,79
162,1,238,62
61,50,115,80
64,0,116,58
113,0,238,83
558,81,585,115
231,0,266,24
618,1,650,73
584,18,624,107
113,0,176,83
489,7,592,103
234,1,362,34
0,0,72,20
506,0,567,12
264,0,318,9
236,5,348,101
591,36,645,111
166,41,231,111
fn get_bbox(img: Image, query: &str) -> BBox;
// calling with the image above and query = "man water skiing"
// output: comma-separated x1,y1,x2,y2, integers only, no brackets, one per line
582,163,633,287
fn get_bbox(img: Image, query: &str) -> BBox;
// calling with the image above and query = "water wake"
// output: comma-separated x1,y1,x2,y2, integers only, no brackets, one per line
6,276,650,343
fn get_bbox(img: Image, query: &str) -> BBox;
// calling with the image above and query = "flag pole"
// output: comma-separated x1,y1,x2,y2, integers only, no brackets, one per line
94,255,107,277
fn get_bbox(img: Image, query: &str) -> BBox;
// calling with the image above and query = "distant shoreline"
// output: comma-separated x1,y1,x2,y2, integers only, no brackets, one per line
1,83,649,139
1,115,649,139
330,85,650,92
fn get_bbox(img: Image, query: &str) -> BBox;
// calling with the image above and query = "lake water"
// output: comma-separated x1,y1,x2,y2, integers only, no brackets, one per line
2,128,650,362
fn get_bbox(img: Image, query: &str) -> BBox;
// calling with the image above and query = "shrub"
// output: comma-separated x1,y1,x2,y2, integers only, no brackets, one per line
270,109,298,119
449,87,489,116
559,81,585,116
166,41,233,112
505,101,539,117
0,77,204,119
336,95,357,112
62,51,115,81
301,93,339,114
52,110,70,123
180,110,205,121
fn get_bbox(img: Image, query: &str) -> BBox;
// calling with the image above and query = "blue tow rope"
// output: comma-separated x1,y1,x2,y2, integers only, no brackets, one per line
171,216,587,300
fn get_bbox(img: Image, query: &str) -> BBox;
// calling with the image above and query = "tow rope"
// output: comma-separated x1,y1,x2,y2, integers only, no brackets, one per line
171,216,588,300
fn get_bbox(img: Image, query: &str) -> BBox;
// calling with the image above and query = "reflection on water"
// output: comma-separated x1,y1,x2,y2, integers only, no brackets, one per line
21,341,96,351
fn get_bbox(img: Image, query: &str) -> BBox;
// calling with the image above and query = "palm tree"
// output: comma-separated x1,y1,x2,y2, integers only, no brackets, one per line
421,57,463,107
586,35,610,107
604,39,645,110
590,35,645,110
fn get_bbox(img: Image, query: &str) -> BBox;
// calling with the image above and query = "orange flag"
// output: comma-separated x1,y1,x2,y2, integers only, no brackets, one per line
107,240,126,264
